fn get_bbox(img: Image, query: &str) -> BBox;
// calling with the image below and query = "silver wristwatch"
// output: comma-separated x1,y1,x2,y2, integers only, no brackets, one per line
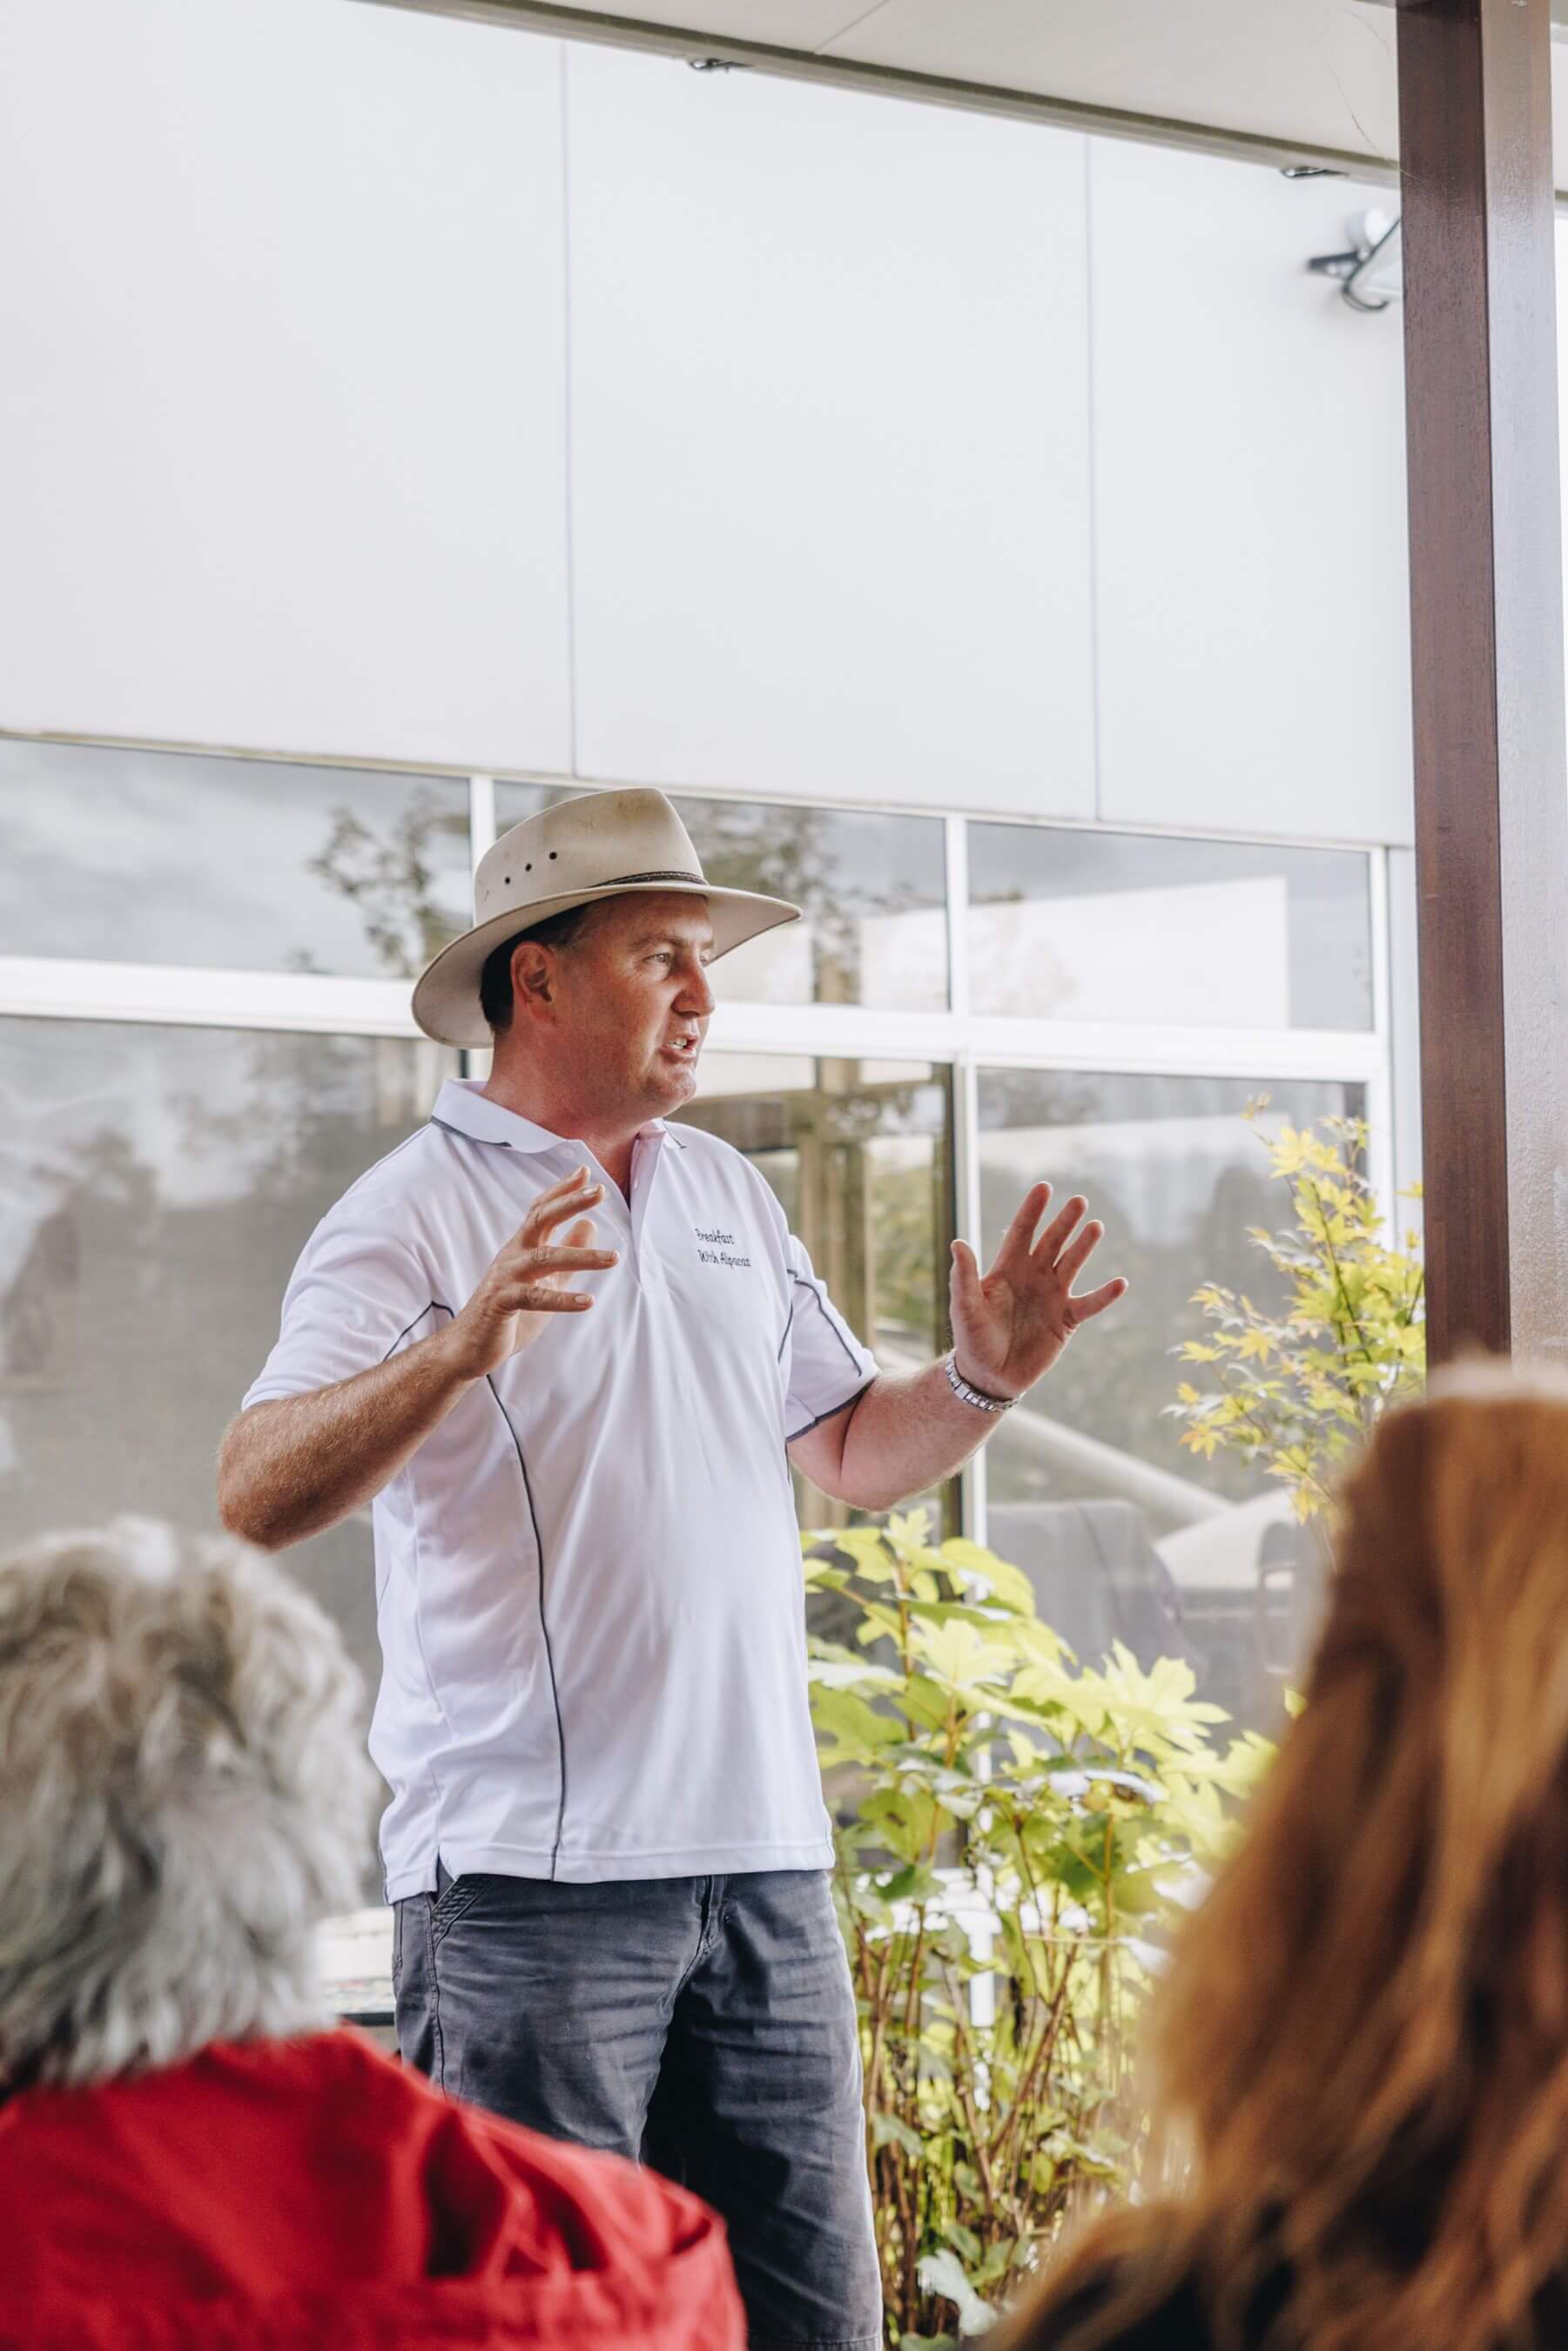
943,1350,1017,1414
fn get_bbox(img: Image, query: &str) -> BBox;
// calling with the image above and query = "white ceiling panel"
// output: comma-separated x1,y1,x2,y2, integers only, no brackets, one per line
526,0,875,43
365,0,1568,191
819,0,1399,165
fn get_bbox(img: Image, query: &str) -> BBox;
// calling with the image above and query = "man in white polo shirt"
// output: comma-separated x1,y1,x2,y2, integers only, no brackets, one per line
219,787,1127,2350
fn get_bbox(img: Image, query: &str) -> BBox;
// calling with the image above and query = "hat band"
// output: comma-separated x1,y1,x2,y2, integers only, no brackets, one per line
599,868,707,887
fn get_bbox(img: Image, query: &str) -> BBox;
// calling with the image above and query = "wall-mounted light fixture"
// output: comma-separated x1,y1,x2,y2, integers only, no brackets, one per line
1309,210,1403,313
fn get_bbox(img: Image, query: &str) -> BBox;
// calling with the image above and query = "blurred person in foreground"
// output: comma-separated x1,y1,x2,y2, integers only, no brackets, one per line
1007,1364,1568,2351
0,1519,742,2351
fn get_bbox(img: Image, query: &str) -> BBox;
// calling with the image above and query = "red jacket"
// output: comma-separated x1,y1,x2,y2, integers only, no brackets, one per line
0,2027,744,2349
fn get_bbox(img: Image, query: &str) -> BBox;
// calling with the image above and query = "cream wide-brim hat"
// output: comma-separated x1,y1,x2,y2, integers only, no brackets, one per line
412,785,803,1048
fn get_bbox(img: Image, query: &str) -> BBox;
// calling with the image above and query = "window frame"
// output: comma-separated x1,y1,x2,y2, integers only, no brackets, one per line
0,736,1397,1546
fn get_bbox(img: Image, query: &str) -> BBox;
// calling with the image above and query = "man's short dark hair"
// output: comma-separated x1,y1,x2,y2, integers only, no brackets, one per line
480,903,595,1033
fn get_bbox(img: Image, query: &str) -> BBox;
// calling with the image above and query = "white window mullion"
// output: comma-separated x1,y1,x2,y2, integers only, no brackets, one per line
461,778,500,1081
944,813,970,1021
469,775,497,872
1363,845,1399,1230
960,1016,1383,1083
0,957,419,1038
0,958,1388,1092
952,1048,986,1548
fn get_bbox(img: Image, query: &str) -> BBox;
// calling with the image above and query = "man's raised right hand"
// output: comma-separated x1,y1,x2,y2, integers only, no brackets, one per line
442,1166,619,1381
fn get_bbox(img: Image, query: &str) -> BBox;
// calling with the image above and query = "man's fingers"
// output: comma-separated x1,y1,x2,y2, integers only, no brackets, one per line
538,1162,594,1201
507,1285,596,1312
1053,1217,1103,1289
528,1178,603,1223
1068,1276,1128,1325
949,1237,985,1313
519,1182,604,1244
514,1247,618,1277
996,1182,1053,1268
520,1162,594,1216
1032,1194,1088,1265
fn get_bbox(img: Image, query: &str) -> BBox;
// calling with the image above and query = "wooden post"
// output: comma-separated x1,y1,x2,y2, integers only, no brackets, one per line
1397,0,1568,1364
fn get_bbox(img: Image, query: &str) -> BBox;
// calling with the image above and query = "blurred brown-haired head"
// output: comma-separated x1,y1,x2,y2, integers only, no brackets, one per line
1009,1364,1568,2351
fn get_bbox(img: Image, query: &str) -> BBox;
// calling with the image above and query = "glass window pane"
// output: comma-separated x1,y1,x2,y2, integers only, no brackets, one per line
675,1051,952,1527
977,1069,1367,1728
0,1016,457,1894
495,784,948,1010
0,738,472,978
967,821,1373,1030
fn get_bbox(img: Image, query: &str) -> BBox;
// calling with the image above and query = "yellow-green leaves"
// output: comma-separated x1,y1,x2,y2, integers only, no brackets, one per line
936,1538,1038,1619
806,1506,1277,2340
915,1618,1018,1696
1168,1111,1423,1518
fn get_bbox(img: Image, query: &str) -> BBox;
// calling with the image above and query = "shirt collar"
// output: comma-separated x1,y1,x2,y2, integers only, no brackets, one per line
430,1079,683,1154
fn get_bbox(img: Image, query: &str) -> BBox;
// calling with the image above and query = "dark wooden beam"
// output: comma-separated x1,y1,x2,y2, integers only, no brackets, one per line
1397,0,1568,1364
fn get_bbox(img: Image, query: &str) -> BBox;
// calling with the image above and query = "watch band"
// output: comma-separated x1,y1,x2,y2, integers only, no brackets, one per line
943,1350,1017,1414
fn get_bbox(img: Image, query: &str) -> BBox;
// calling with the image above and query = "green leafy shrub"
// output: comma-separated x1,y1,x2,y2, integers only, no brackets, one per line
806,1510,1272,2346
1167,1111,1424,1518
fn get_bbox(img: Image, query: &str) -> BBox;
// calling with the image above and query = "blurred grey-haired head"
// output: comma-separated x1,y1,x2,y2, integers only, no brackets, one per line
0,1518,375,2089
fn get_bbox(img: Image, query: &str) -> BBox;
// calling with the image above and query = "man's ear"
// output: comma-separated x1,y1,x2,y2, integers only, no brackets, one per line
512,943,555,1015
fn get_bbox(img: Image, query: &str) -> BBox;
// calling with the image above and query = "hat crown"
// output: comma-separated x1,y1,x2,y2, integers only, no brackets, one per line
474,789,704,926
413,782,797,1048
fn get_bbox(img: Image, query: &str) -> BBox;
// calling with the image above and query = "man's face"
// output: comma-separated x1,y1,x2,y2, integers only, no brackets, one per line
546,892,717,1123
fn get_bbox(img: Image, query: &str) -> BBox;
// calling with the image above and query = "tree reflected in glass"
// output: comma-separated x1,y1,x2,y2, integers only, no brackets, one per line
495,784,948,1010
676,1053,953,1533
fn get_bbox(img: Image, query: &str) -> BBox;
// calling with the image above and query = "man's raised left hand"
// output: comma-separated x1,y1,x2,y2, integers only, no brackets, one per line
948,1183,1127,1403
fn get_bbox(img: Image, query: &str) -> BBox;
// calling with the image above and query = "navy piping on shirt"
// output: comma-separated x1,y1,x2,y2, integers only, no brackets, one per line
382,1298,443,1360
788,1268,866,1379
430,1114,511,1149
379,1297,569,1879
484,1371,569,1876
787,1378,876,1446
431,1108,689,1155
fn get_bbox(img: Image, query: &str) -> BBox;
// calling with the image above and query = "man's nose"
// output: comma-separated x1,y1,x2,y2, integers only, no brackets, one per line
677,959,717,1018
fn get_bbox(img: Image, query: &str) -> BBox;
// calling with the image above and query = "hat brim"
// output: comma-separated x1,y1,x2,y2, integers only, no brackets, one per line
411,880,803,1048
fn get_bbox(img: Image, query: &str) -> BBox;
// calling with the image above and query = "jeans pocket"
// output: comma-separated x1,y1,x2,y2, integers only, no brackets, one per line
431,1870,493,1943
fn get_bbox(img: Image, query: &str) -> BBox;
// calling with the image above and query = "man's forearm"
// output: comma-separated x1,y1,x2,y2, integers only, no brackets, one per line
829,1362,1002,1512
217,1322,478,1552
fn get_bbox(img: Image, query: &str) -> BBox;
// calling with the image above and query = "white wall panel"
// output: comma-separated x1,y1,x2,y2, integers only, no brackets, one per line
565,45,1096,818
0,0,572,773
1089,141,1413,845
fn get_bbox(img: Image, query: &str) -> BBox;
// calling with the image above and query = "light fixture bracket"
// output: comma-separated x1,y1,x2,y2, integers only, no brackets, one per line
1308,211,1403,313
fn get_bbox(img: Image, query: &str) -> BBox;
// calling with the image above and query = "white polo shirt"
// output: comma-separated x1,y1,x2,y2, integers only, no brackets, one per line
243,1079,876,1896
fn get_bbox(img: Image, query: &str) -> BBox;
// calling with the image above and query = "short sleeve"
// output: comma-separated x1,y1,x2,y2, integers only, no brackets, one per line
241,1220,436,1409
781,1232,878,1442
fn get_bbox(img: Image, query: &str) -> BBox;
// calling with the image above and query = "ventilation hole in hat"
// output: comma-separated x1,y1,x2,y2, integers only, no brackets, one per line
525,863,532,872
504,875,510,885
549,851,558,860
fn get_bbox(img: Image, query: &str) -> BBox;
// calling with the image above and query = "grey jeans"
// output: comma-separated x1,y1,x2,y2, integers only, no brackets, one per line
394,1865,884,2350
